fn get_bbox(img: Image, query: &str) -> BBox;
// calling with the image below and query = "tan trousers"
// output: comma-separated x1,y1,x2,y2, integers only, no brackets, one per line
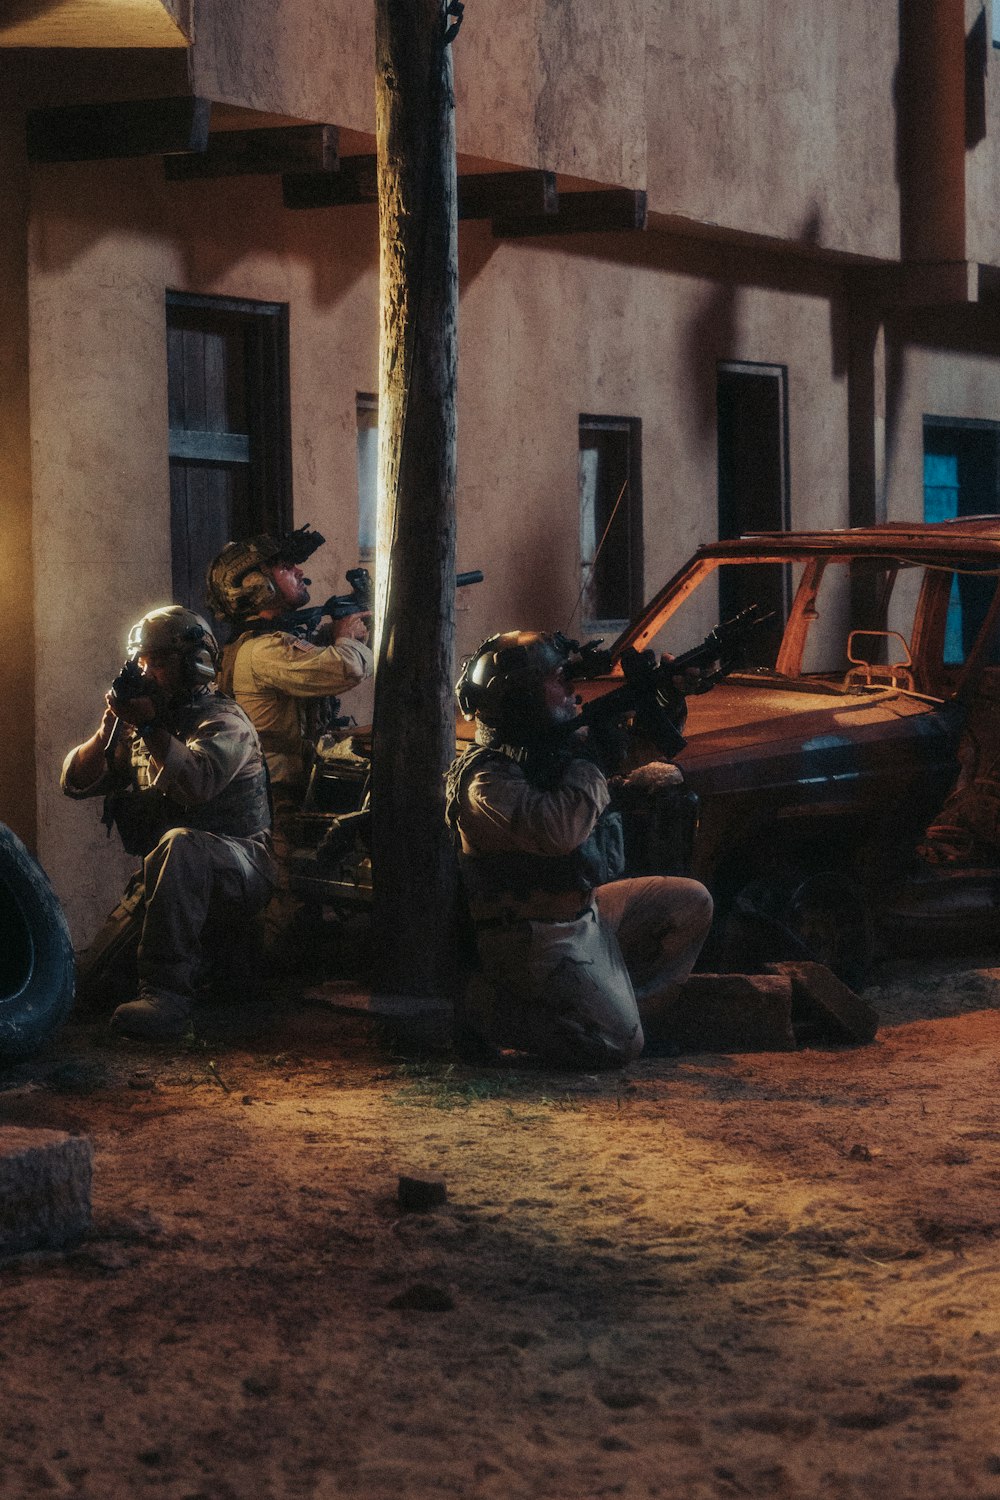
469,875,713,1068
138,827,274,1002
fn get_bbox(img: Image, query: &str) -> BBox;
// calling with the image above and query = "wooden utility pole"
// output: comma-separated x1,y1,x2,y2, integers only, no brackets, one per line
371,0,460,997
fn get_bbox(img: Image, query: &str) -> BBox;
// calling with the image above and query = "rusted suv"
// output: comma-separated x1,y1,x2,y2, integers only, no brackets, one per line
294,519,1000,978
587,518,1000,975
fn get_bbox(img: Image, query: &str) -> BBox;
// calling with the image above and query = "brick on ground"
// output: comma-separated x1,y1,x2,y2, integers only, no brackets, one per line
0,1127,93,1256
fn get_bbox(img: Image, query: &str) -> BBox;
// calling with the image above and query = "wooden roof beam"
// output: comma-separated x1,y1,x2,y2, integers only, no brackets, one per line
26,96,211,163
493,189,647,238
458,170,557,220
165,125,338,181
283,158,556,220
283,154,377,210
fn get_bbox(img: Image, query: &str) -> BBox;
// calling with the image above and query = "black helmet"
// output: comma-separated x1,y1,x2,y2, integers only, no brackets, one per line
456,631,572,736
126,606,219,689
206,524,325,620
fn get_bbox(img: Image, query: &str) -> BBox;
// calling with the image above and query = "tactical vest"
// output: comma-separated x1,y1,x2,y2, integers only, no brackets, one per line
105,691,271,856
445,744,624,921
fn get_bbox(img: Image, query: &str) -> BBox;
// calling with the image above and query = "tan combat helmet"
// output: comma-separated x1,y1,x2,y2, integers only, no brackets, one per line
205,535,285,621
206,524,326,622
126,606,220,689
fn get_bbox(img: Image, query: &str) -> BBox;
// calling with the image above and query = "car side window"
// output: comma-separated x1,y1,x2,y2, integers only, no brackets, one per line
646,562,784,672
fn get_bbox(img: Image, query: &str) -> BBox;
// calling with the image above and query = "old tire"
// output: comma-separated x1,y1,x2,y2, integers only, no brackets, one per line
718,869,874,989
785,872,875,990
0,825,75,1060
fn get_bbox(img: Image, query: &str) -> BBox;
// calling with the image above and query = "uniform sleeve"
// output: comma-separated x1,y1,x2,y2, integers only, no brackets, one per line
60,747,111,800
247,633,373,698
60,734,133,800
151,705,259,805
462,757,610,856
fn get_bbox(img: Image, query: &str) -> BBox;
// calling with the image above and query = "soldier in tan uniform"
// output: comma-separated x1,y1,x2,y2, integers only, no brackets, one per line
207,530,373,947
63,606,275,1040
446,631,714,1068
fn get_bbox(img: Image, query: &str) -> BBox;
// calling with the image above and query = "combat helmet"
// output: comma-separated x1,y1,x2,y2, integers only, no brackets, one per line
206,524,326,621
205,535,285,620
126,606,220,689
456,630,573,738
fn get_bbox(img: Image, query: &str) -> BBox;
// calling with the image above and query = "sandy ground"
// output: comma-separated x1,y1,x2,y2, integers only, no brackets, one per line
4,955,1000,1500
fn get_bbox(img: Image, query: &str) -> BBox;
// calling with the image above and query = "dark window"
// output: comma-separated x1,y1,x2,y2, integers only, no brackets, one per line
717,361,790,664
356,393,378,564
167,292,291,622
578,416,643,627
924,417,1000,663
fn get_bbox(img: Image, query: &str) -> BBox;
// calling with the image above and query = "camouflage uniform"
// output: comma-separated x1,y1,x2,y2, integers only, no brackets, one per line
220,630,373,942
446,744,714,1068
63,689,274,1013
221,631,372,791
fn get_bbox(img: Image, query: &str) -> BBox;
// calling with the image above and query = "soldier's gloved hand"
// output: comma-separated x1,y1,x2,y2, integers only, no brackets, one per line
330,611,371,646
106,690,158,730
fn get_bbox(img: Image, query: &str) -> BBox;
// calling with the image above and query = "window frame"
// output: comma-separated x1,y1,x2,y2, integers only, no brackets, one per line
578,412,644,632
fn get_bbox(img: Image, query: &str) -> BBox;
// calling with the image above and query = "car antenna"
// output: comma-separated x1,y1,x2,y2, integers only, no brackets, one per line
563,476,629,634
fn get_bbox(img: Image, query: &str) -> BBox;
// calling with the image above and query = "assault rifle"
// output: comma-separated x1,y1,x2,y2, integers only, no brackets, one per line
104,657,149,763
282,567,485,638
563,602,773,758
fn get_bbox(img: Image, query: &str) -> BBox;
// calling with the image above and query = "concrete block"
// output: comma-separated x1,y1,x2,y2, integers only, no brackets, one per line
666,974,797,1053
766,961,879,1044
0,1127,93,1256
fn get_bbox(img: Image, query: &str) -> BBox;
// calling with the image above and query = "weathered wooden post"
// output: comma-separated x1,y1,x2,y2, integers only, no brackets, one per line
371,0,460,998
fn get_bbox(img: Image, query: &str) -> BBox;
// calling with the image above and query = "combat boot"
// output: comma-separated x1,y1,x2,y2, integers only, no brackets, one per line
110,987,190,1040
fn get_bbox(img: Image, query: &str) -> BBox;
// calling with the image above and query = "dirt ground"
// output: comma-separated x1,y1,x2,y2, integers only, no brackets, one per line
4,953,1000,1500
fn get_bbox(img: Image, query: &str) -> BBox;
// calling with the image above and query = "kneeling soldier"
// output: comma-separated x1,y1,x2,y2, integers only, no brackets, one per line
63,606,275,1040
446,631,714,1068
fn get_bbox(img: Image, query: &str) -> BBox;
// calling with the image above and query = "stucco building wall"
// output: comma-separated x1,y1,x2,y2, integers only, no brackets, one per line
8,1,1000,945
29,150,863,941
645,0,900,259
187,0,908,259
882,311,1000,523
0,64,38,848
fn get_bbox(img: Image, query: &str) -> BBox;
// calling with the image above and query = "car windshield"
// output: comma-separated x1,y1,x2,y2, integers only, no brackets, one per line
641,554,1000,690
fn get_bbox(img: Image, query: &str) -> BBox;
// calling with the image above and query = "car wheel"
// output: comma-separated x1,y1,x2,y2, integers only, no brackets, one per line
0,824,76,1060
717,869,874,989
784,871,875,990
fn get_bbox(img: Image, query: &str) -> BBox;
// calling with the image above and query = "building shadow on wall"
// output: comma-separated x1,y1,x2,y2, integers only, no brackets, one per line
683,280,740,450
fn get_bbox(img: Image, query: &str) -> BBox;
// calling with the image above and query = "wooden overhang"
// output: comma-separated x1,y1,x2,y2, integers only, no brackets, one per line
492,189,647,237
281,158,561,224
25,96,646,237
281,159,643,234
0,0,188,48
27,96,211,162
165,125,339,180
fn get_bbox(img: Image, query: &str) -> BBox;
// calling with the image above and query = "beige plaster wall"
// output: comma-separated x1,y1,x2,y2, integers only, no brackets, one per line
965,0,1000,269
188,0,648,191
28,159,381,939
645,0,900,260
0,64,38,849
28,152,856,941
456,232,848,656
188,0,906,258
454,0,647,186
882,315,1000,524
